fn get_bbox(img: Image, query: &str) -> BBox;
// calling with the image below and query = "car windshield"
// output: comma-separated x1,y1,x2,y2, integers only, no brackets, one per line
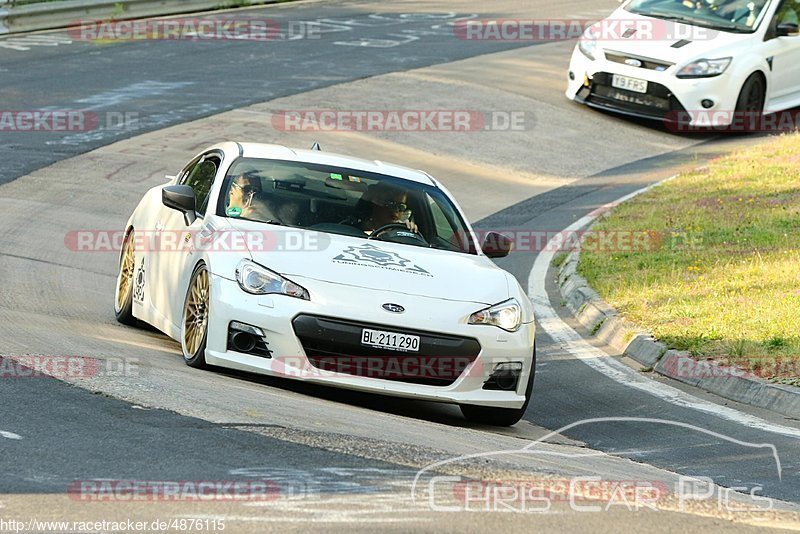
624,0,772,32
220,157,478,254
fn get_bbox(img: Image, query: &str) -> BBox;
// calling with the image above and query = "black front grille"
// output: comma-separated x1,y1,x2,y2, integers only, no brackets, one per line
604,51,673,71
292,315,481,387
582,72,686,120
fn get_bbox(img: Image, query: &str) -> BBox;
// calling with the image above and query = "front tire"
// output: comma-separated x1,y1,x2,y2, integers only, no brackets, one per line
733,73,766,132
114,229,137,326
460,347,536,427
181,263,210,369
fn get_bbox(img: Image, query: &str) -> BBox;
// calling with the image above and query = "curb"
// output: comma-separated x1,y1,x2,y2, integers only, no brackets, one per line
0,0,284,35
556,248,800,419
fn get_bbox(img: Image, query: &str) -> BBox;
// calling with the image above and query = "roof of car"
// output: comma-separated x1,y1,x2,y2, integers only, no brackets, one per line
234,142,436,186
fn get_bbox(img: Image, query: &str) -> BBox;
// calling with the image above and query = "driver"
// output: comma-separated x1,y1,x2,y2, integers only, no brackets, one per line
226,172,274,221
356,182,418,235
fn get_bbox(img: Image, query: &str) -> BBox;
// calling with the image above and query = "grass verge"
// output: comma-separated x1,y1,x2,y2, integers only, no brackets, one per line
578,132,800,387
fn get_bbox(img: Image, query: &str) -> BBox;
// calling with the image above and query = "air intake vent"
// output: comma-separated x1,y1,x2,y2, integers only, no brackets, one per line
623,28,637,38
671,39,692,48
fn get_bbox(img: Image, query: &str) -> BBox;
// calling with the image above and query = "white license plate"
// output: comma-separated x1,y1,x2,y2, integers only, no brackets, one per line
361,328,420,352
612,74,648,94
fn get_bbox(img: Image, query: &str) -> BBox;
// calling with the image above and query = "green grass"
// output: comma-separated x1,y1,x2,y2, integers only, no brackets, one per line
552,252,569,269
578,133,800,386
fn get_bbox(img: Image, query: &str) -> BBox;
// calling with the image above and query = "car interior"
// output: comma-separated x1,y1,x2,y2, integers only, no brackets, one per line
220,159,476,253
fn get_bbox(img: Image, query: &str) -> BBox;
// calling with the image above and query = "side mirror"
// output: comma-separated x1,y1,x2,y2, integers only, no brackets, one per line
162,185,197,225
481,231,513,258
777,22,799,37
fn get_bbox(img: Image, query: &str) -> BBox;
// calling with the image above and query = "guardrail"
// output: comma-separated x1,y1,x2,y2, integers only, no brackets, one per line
0,0,282,35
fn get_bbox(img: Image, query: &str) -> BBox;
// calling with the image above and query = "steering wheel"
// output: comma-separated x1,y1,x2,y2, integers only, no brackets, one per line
367,223,427,243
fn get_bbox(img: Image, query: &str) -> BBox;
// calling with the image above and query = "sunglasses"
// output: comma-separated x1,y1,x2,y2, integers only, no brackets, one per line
381,200,409,212
232,182,260,195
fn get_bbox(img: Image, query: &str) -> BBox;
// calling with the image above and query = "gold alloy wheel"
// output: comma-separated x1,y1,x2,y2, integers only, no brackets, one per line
116,232,135,311
183,268,209,357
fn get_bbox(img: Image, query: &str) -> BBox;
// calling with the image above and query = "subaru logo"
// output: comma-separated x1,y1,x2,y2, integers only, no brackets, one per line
382,303,405,313
624,58,643,68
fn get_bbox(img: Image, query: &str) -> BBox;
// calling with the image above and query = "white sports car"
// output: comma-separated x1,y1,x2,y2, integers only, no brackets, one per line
566,0,800,127
115,142,536,426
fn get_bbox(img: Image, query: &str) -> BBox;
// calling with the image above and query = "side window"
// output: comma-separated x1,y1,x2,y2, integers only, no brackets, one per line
180,155,220,216
424,191,475,253
771,0,800,33
778,0,800,25
427,193,456,242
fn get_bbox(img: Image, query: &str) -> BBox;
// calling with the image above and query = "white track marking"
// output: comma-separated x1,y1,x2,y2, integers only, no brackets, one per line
0,34,72,52
0,431,22,440
526,179,800,439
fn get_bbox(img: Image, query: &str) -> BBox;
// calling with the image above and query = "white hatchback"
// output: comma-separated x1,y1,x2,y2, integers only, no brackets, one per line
566,0,800,127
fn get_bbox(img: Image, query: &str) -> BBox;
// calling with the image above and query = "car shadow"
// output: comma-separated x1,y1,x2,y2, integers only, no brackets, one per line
208,364,516,431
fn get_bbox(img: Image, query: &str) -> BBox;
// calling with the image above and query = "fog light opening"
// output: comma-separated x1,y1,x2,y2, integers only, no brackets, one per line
483,362,523,391
228,321,272,358
231,331,257,353
701,99,715,109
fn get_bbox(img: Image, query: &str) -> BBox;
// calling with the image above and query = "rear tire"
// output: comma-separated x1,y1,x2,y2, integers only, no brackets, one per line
181,263,210,369
460,346,536,426
114,229,137,326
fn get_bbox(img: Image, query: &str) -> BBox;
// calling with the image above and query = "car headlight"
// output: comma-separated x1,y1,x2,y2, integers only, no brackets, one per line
235,259,309,300
676,57,732,79
578,27,599,60
469,299,523,332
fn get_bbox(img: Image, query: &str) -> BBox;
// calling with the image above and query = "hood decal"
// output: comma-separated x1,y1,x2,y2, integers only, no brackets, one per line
333,243,432,277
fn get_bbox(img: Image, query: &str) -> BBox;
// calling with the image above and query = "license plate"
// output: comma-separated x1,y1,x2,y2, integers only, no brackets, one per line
361,328,420,352
612,74,648,94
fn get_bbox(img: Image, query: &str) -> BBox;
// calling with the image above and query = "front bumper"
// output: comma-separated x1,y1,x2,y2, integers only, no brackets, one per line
565,46,740,127
204,275,536,409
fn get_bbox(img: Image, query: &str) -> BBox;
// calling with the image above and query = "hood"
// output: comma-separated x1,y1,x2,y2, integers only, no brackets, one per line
223,218,510,305
598,9,749,66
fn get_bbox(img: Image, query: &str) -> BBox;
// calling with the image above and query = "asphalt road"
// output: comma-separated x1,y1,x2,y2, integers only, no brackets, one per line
1,0,799,530
0,0,544,185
